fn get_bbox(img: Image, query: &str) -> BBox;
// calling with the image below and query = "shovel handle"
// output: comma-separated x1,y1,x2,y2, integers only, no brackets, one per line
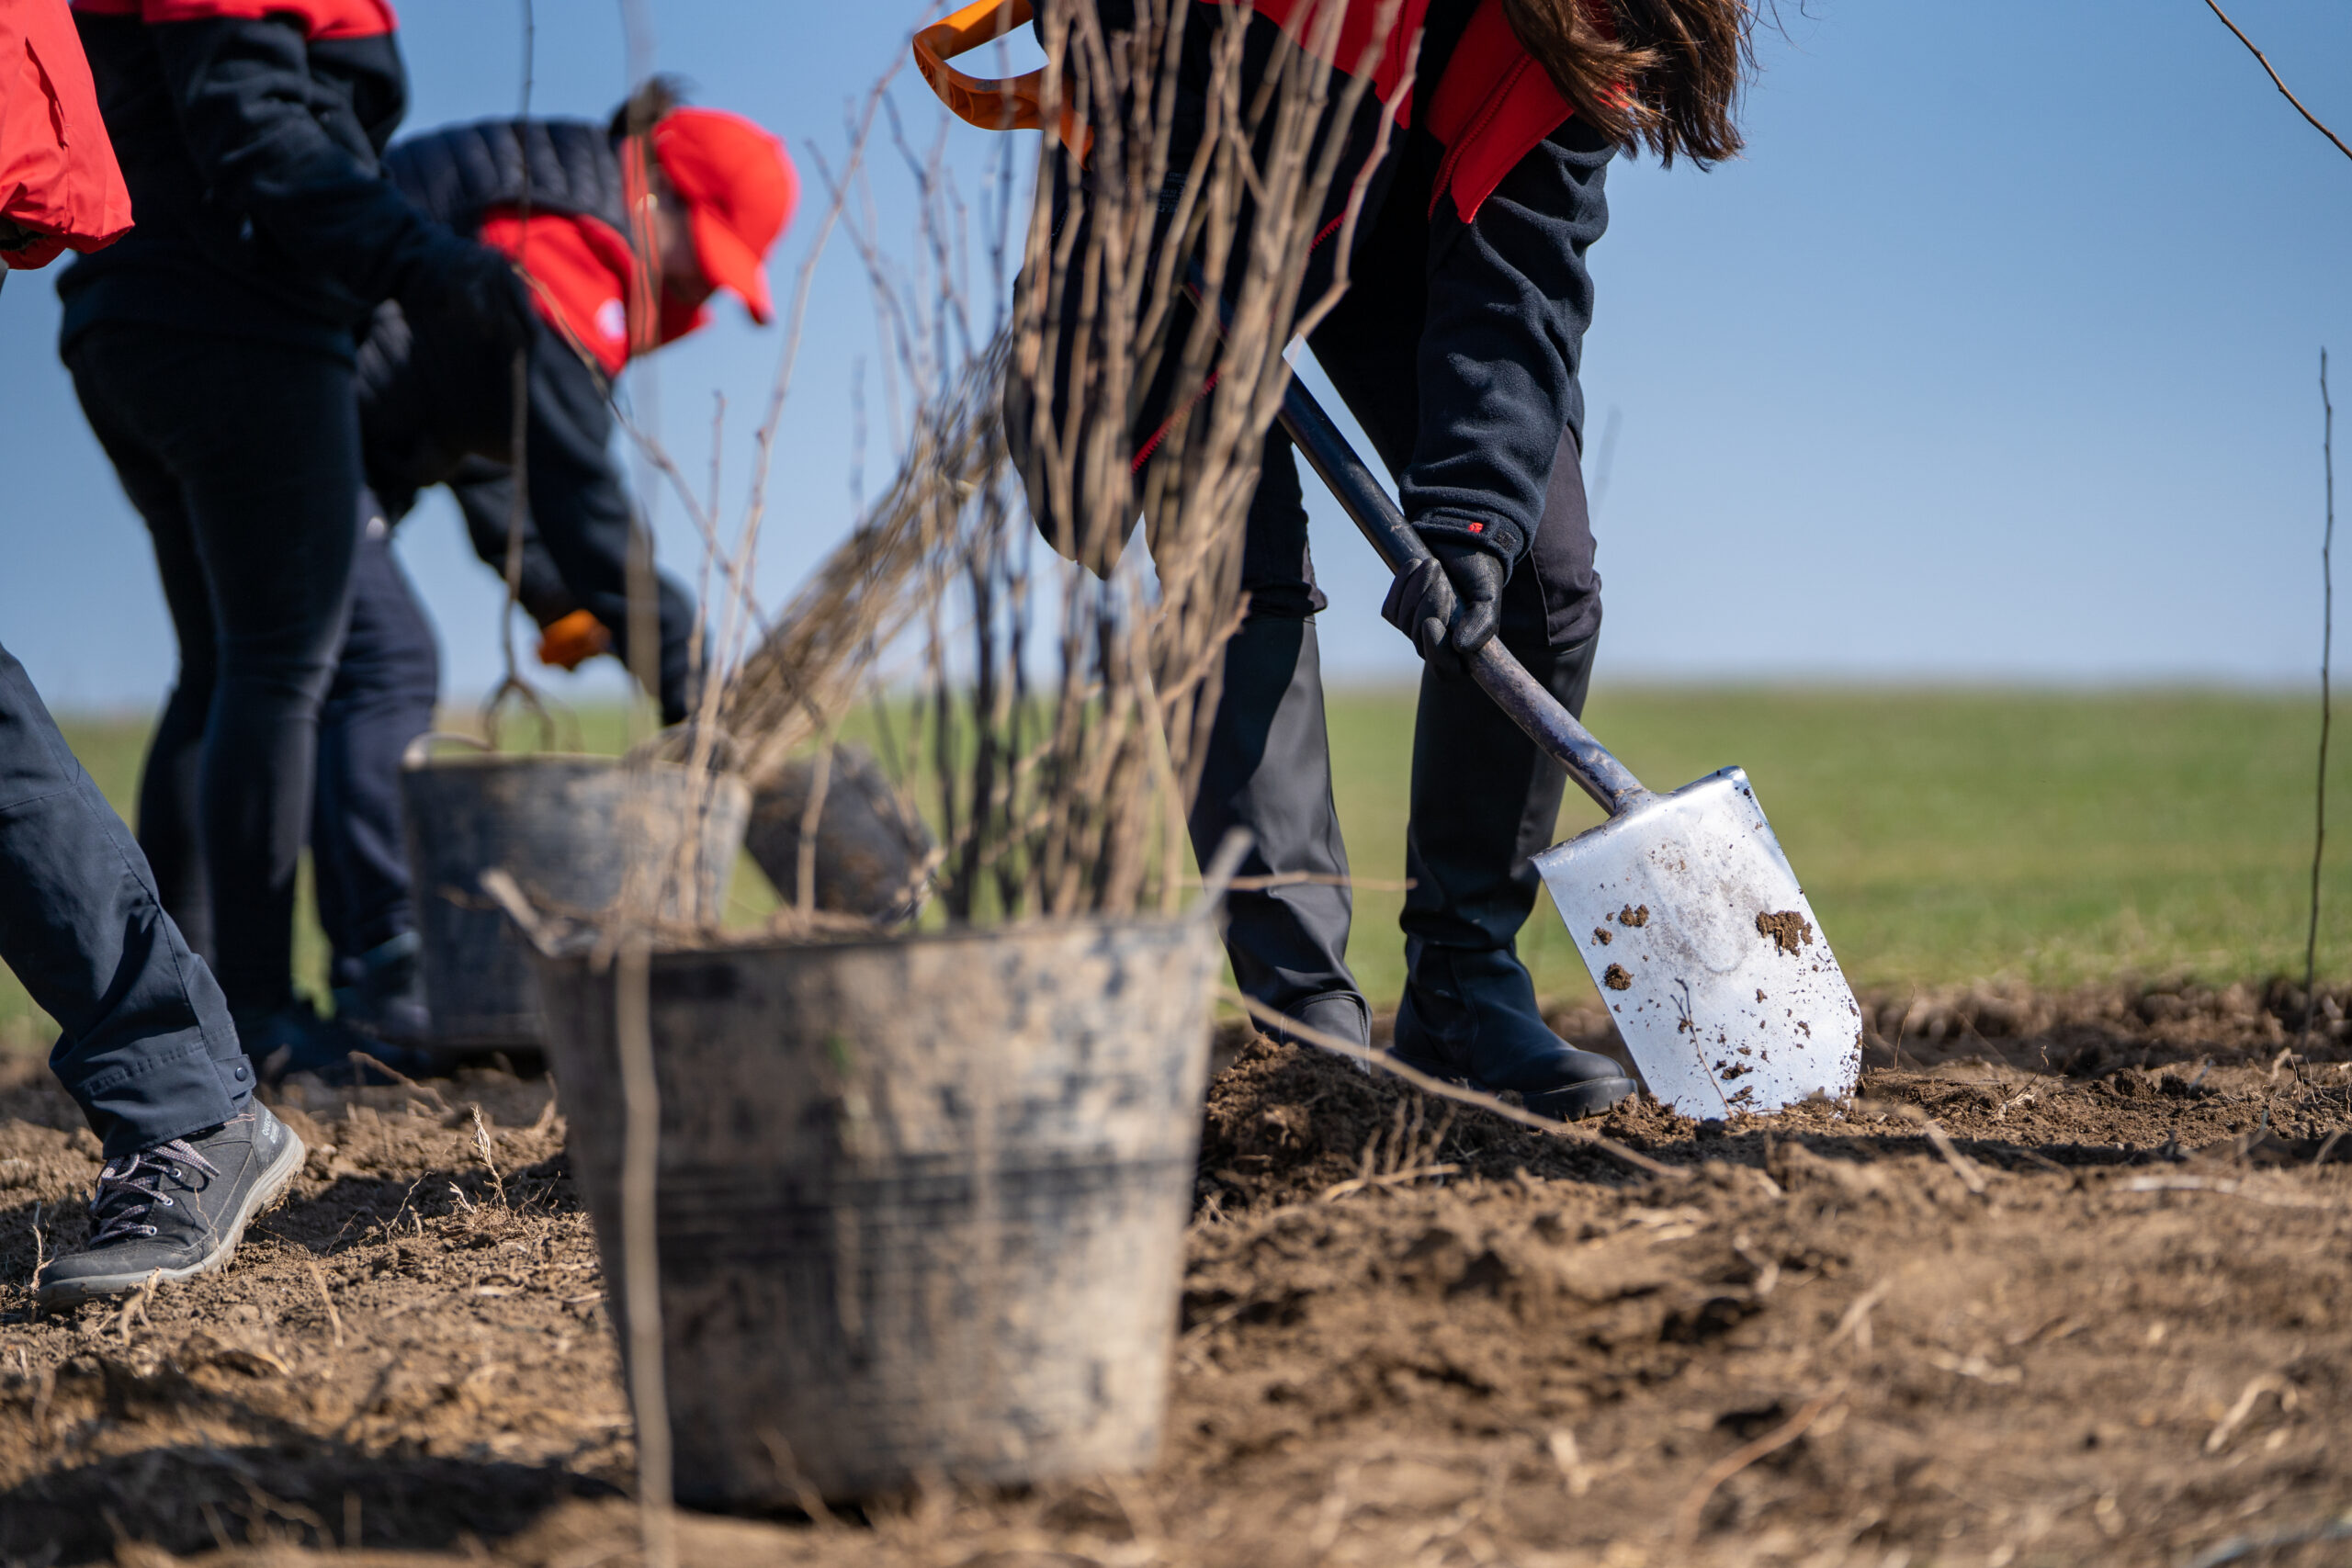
1174,265,1650,814
1269,374,1653,817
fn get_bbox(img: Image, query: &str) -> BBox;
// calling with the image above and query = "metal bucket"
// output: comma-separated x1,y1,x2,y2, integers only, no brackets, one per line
401,736,751,1049
743,743,936,923
529,915,1221,1505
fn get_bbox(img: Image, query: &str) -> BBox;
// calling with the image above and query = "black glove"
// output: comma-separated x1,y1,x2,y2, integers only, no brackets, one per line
1381,536,1507,678
401,232,537,355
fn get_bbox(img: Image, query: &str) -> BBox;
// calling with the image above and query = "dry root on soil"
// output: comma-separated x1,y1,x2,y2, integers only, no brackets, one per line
1,981,2349,1568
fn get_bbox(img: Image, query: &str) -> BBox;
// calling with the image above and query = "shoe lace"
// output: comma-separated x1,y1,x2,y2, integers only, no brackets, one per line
86,1141,220,1246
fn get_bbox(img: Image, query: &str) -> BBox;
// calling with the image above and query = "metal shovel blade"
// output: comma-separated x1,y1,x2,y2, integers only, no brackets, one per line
1535,768,1861,1117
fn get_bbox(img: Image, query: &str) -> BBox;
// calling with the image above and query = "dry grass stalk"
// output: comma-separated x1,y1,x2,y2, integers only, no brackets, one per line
304,1258,345,1349
469,1105,508,1208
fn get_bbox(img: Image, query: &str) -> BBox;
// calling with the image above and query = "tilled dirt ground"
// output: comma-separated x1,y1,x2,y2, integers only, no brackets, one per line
3,979,2351,1568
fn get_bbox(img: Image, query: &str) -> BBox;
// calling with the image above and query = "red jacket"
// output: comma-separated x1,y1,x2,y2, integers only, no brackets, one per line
0,0,131,267
477,209,705,378
1212,0,1581,222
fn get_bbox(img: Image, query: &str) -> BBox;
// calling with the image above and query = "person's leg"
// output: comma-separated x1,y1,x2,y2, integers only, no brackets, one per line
72,329,364,1024
1186,431,1367,1046
136,520,217,960
0,641,249,1152
1390,428,1630,1116
0,639,305,1307
68,354,218,959
1307,208,1629,1114
313,502,438,1042
190,362,362,1021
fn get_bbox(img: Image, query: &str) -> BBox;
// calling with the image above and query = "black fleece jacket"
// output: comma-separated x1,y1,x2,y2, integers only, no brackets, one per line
1062,0,1611,570
1393,98,1611,569
59,6,450,359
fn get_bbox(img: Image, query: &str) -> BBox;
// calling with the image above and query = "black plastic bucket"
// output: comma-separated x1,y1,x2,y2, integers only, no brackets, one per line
401,736,750,1048
529,914,1220,1504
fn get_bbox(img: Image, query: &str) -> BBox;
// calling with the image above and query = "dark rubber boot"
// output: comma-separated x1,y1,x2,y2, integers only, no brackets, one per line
1190,615,1370,1051
1390,631,1635,1119
244,1000,435,1087
331,931,432,1046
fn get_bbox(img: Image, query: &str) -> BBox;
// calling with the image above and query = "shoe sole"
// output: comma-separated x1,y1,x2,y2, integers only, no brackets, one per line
37,1123,309,1309
1521,1074,1640,1122
1387,1049,1639,1123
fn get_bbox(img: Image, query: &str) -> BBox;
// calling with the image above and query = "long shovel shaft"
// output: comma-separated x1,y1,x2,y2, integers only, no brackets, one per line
1270,372,1652,817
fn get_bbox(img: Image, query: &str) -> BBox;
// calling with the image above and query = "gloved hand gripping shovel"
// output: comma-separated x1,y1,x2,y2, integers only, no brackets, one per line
1262,366,1864,1116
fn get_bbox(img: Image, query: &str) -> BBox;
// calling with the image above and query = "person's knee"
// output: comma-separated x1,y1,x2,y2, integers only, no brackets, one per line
213,649,342,714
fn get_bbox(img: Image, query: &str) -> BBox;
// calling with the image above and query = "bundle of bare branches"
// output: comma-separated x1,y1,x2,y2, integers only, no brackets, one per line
719,333,1011,790
709,0,1399,927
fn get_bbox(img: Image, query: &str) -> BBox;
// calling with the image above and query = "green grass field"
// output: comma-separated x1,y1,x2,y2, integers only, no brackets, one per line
6,687,2348,1053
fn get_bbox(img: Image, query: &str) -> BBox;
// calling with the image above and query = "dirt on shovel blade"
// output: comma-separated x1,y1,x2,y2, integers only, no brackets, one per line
2,977,2351,1567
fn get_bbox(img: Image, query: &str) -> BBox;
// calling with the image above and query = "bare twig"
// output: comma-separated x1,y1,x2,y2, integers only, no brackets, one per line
616,936,675,1568
1318,1164,1461,1202
2124,1175,2341,1210
1671,1386,1845,1545
2200,1,2352,164
1889,1103,1989,1193
2307,348,2335,1044
2204,1374,2281,1454
1826,1278,1893,1356
1921,1119,1990,1195
342,1053,450,1115
483,0,546,741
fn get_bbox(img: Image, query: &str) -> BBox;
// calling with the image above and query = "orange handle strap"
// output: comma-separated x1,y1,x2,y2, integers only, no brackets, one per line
912,0,1086,152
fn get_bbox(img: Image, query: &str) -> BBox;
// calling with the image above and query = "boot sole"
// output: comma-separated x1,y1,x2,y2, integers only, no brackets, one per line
1386,1048,1638,1123
38,1126,309,1308
1521,1075,1639,1122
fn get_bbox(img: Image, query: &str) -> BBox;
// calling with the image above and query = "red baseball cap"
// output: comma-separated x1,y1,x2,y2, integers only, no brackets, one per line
650,107,797,325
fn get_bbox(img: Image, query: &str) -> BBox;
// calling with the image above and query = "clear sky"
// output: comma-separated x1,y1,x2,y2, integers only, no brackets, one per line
3,1,2350,711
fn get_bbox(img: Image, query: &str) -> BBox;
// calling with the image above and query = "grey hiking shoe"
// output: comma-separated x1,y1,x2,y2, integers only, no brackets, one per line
37,1103,305,1308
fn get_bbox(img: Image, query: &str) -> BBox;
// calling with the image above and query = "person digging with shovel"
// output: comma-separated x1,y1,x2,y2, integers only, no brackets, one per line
989,0,1755,1120
5,0,305,1308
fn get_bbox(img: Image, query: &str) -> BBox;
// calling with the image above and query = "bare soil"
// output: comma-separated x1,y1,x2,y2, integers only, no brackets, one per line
3,979,2351,1568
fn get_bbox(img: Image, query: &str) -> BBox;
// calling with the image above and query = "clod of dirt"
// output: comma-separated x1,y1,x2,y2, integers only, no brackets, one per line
1591,927,1612,946
1616,904,1649,928
1756,908,1814,955
1602,963,1633,990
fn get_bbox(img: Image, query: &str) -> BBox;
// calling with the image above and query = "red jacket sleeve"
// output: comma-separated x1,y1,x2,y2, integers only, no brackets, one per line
0,0,133,268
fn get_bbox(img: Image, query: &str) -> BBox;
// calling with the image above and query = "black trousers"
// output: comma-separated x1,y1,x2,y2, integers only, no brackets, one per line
1190,307,1601,1030
68,326,363,1018
125,497,439,987
311,512,438,982
0,641,252,1156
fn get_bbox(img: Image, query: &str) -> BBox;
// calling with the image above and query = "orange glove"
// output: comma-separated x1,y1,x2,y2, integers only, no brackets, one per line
536,609,613,671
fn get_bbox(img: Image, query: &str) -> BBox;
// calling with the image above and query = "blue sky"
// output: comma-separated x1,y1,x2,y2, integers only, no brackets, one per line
3,1,2350,709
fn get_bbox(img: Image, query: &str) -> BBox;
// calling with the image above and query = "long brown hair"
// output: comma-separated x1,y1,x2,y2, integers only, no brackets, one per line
1497,0,1754,166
